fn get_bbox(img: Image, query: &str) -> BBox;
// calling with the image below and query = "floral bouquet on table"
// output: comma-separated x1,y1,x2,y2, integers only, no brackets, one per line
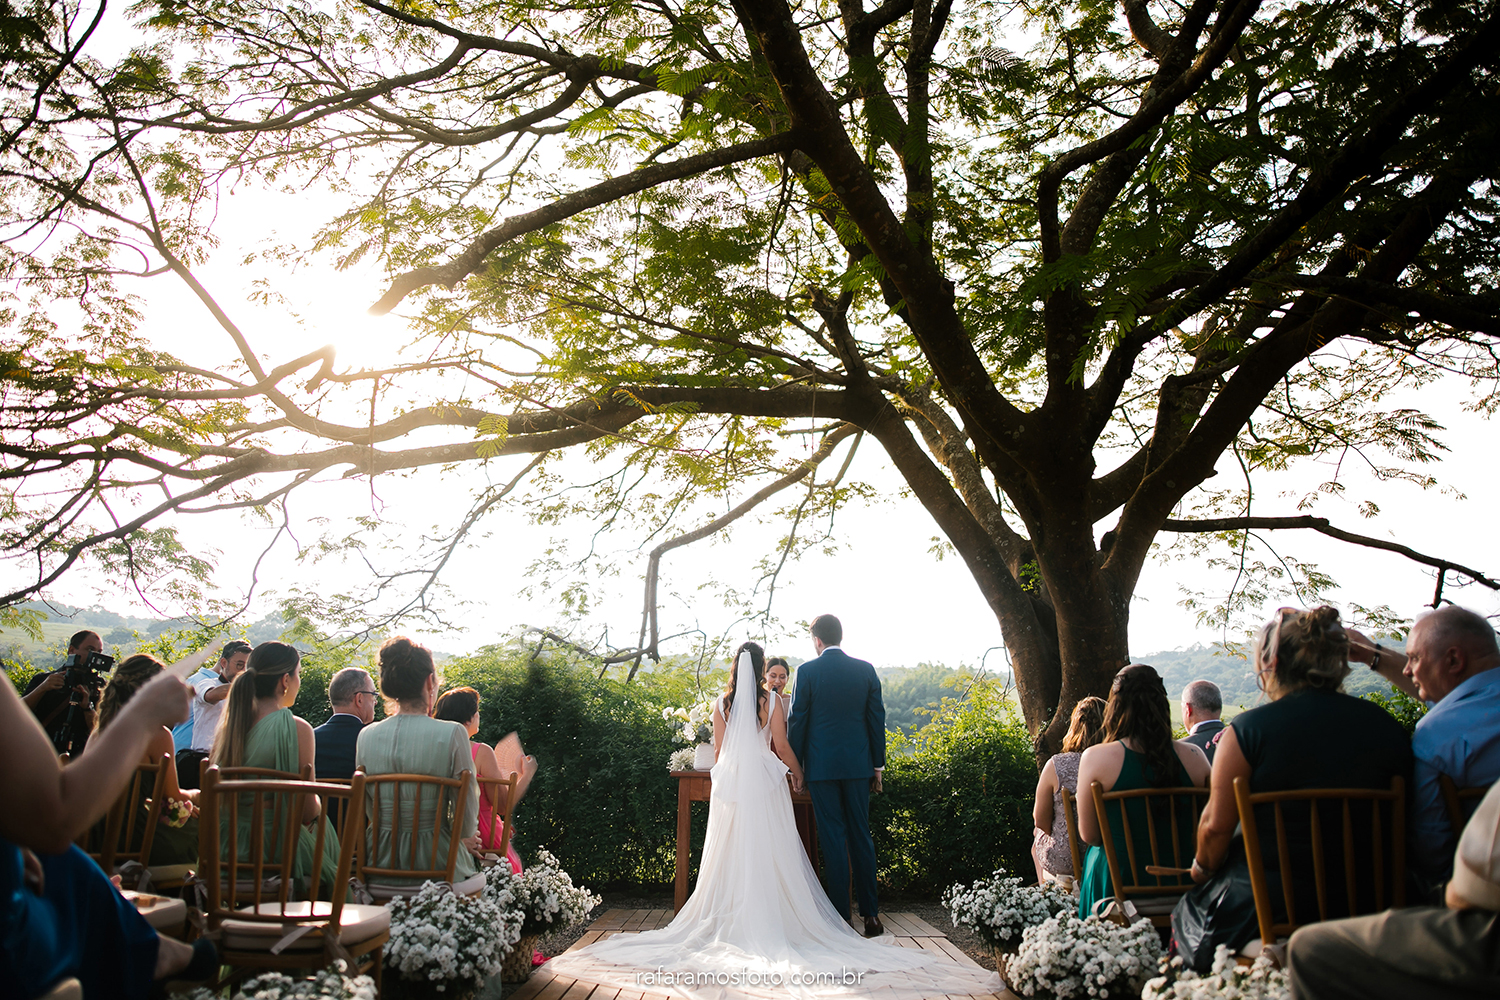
663,702,714,745
1142,948,1290,1000
384,880,518,999
667,746,698,772
1006,912,1163,1000
177,963,375,999
943,869,1074,953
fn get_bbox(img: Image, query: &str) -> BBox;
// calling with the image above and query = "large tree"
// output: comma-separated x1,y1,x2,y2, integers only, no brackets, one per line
3,0,1499,752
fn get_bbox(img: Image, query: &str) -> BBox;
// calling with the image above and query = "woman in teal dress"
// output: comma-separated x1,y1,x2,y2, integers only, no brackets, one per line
1075,663,1212,917
208,641,341,894
94,655,200,870
356,637,480,890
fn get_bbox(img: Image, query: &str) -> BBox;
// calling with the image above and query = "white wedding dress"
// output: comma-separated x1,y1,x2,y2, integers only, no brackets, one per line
545,653,1002,1000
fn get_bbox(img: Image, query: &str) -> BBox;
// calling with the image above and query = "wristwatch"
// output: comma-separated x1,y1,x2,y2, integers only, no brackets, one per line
1369,644,1386,671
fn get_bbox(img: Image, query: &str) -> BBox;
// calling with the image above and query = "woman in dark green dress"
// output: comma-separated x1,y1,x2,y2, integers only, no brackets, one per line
1076,664,1213,917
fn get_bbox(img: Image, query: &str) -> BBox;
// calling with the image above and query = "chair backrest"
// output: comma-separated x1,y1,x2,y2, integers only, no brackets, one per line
1089,781,1210,907
1233,775,1405,945
80,754,172,877
198,765,364,925
1438,775,1491,833
201,757,311,786
476,771,519,861
1060,786,1085,882
360,771,472,885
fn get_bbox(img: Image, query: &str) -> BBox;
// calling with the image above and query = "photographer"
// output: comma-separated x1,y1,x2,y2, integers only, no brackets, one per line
22,631,109,756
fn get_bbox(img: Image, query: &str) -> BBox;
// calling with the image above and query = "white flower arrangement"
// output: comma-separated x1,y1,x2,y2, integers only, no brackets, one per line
1006,912,1163,999
668,746,699,772
942,869,1074,948
386,880,514,989
488,846,602,936
663,701,714,745
176,964,375,999
1141,948,1290,1000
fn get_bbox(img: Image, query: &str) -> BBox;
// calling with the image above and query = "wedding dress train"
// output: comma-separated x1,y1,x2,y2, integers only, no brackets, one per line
545,652,1001,1000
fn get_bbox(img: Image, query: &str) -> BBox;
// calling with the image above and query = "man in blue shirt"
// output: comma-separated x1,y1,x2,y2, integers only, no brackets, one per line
1349,606,1500,893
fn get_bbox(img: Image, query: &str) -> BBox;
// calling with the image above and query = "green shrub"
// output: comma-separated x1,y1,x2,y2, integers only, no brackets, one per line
1363,685,1427,734
872,678,1037,892
442,645,686,887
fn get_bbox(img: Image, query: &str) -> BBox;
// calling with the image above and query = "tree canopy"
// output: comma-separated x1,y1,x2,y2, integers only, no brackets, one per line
3,0,1499,751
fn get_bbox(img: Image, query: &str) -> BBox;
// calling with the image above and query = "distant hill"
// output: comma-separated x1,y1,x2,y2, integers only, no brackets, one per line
0,600,288,670
1139,641,1408,722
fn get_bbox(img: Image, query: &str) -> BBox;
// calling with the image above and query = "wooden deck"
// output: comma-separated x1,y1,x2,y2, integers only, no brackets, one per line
508,909,1016,1000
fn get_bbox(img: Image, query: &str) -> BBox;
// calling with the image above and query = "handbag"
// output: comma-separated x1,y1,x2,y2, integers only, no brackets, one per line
1169,859,1263,972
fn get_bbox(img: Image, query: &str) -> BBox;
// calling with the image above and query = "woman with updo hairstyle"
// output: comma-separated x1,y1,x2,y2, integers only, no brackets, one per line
209,640,340,891
1031,695,1106,886
94,655,200,868
354,637,482,890
1076,665,1211,917
1172,606,1413,970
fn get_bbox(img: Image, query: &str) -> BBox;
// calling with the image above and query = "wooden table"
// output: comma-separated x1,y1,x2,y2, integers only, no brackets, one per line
671,770,817,911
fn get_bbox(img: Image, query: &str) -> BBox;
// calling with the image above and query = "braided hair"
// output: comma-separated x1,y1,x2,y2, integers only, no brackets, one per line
95,654,165,733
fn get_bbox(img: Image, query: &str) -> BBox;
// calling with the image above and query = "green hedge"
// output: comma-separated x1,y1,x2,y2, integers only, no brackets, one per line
872,679,1037,892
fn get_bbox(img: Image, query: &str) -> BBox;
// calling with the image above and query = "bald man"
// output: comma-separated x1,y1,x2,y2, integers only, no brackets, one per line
1347,606,1500,893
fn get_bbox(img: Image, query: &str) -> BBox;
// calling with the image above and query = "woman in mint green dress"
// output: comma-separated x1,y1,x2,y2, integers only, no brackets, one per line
355,637,480,889
208,641,341,894
1075,664,1212,917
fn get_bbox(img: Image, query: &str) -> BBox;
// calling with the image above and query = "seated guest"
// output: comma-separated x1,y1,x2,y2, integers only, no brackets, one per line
355,638,480,889
433,685,524,874
93,655,200,868
209,641,340,891
1077,665,1211,917
1181,680,1225,762
0,655,215,998
1032,695,1106,885
313,667,377,782
1285,775,1500,1000
1177,605,1412,969
1346,606,1500,892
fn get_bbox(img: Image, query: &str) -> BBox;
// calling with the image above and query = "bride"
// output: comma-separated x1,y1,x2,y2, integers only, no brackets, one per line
546,642,1002,1000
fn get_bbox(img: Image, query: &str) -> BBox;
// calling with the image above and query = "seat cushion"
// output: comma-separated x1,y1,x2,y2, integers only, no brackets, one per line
146,863,195,885
1129,894,1182,916
221,901,390,951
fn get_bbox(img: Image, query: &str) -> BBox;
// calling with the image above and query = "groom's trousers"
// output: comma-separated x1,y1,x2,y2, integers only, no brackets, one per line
807,777,878,921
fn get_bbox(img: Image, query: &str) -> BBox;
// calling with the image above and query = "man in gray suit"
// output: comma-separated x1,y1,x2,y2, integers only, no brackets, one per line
1181,680,1225,762
787,614,887,937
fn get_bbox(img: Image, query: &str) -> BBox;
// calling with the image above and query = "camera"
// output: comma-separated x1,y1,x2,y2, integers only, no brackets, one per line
50,651,114,755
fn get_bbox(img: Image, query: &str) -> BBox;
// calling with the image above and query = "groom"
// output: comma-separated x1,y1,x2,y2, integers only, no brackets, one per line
787,614,887,937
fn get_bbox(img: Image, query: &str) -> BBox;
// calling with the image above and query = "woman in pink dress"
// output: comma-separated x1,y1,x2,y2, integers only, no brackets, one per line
432,686,526,874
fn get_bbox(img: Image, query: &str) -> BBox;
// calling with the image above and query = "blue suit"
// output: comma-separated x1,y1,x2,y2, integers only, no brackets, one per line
312,713,364,782
786,646,886,921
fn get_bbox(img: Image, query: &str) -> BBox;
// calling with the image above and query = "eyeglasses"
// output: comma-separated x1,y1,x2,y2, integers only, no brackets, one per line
356,689,377,698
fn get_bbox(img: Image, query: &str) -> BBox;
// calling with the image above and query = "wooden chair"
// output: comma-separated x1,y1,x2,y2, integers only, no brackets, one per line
202,759,311,785
78,754,195,892
475,770,519,868
1234,776,1406,948
1060,786,1085,891
198,766,387,989
1089,781,1211,925
1438,775,1492,833
359,770,480,900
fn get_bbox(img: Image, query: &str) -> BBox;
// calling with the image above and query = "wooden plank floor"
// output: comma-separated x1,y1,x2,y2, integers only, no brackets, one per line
506,909,1017,1000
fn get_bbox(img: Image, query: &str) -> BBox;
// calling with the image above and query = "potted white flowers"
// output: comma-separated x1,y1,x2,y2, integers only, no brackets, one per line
1142,948,1290,1000
177,965,375,999
1006,911,1163,999
942,869,1073,977
663,702,715,768
384,880,520,1000
486,847,602,983
667,746,698,772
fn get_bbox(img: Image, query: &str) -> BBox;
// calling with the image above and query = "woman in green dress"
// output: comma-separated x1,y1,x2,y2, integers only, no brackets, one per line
94,655,201,869
1075,663,1212,918
355,637,480,890
208,641,340,894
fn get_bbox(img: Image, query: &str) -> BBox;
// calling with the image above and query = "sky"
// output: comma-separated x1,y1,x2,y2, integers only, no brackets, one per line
14,7,1500,670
